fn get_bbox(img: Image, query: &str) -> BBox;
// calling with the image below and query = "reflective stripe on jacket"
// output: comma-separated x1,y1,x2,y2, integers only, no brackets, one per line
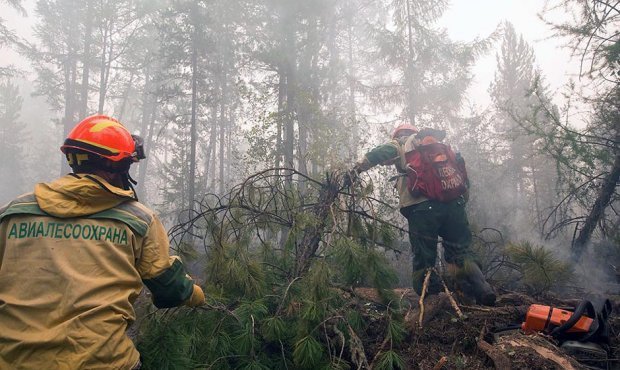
0,174,195,370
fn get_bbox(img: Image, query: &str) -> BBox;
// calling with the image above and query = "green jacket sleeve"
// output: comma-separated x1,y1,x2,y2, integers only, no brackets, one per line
137,215,195,308
357,142,400,171
142,258,194,308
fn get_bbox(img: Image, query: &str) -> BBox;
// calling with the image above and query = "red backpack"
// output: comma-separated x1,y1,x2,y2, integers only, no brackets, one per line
403,142,468,202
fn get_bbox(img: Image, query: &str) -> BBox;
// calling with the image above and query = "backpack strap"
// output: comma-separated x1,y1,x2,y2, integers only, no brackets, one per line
395,136,419,173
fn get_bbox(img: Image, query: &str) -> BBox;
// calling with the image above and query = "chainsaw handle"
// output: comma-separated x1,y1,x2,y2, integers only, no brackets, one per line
550,300,596,339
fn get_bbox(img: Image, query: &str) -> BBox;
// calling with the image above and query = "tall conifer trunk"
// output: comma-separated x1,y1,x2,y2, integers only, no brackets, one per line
79,0,93,119
188,40,198,212
405,0,416,125
97,20,110,114
275,68,285,173
61,49,78,176
218,72,227,195
347,21,357,159
573,145,620,259
136,68,153,200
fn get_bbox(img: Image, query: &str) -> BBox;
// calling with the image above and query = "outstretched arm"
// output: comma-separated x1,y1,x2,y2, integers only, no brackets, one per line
355,142,400,172
137,215,205,308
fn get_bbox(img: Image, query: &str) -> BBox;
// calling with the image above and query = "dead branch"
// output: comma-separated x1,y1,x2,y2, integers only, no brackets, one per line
368,334,391,369
503,337,578,370
348,324,370,370
432,356,448,370
477,325,512,370
293,171,344,277
331,323,346,364
433,268,464,319
418,268,432,327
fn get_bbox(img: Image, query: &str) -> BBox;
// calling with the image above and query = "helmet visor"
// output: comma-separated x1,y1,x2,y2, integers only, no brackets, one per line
132,135,146,161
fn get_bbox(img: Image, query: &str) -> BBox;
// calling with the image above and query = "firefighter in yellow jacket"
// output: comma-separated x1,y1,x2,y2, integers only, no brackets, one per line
0,115,206,369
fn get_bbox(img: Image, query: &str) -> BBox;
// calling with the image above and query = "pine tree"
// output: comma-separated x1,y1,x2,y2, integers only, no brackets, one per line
532,1,620,257
153,0,249,215
543,0,619,85
0,80,25,201
28,0,87,175
488,22,559,239
365,0,492,127
27,0,152,175
0,0,25,78
138,170,406,369
240,0,380,178
153,0,212,215
1,0,23,13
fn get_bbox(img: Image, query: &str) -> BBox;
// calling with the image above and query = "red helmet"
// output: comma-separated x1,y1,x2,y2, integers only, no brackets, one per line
60,115,143,162
391,123,418,139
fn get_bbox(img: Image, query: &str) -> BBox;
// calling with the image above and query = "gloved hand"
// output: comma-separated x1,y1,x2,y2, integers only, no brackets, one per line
343,164,362,187
185,284,206,307
462,188,470,204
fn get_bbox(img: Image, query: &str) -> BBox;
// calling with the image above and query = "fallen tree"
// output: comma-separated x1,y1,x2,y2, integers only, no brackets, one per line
137,168,408,369
133,169,619,369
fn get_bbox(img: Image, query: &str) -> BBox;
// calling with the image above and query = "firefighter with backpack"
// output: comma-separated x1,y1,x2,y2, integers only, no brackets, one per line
0,115,206,369
352,123,496,306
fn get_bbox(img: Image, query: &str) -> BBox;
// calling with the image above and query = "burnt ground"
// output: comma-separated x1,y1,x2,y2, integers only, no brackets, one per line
353,288,620,370
130,287,619,369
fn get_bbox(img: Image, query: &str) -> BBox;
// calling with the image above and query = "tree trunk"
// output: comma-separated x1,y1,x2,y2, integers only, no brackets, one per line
272,65,286,247
188,41,198,212
531,166,544,237
218,73,227,195
136,105,156,203
97,21,109,114
117,72,134,122
282,9,296,176
204,101,218,192
405,0,416,125
293,174,342,277
572,150,620,259
297,16,318,193
275,67,285,172
78,0,93,119
347,21,358,160
136,68,154,200
61,48,78,176
226,109,233,178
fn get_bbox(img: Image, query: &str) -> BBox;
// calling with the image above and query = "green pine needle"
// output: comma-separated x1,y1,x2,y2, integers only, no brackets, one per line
386,319,406,345
293,335,324,369
374,350,406,370
261,316,286,341
506,241,573,294
239,360,271,370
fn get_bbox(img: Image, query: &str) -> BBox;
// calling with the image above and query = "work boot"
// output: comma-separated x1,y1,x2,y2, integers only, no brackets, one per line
412,269,443,296
456,260,496,306
405,292,451,329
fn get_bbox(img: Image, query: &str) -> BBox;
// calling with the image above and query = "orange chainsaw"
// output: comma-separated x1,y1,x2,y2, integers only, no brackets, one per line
519,298,613,369
521,298,611,343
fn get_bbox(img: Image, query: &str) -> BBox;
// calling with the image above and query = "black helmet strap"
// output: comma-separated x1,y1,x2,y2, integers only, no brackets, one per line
65,150,139,200
121,173,139,201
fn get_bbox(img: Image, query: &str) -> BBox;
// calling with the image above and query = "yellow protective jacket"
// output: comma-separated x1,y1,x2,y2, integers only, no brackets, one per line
0,174,203,370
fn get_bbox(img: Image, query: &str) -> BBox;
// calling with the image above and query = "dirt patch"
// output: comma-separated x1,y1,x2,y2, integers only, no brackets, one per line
353,289,616,369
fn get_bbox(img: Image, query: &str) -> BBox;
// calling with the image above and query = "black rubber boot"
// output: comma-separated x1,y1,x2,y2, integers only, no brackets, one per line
457,261,496,306
412,269,443,296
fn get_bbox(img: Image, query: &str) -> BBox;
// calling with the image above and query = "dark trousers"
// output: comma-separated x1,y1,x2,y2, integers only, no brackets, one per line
401,198,472,294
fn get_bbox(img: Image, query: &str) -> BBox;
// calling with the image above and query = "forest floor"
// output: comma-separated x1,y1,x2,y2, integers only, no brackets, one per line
353,288,620,370
130,285,620,369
